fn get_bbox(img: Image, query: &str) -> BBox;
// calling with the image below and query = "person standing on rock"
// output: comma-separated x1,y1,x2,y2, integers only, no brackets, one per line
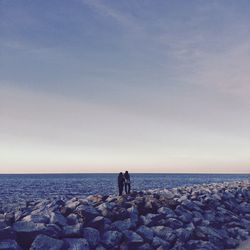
124,171,131,194
118,172,124,196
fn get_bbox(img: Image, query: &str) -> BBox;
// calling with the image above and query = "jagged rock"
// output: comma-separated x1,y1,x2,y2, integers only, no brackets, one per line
111,218,132,231
50,212,67,227
138,243,153,250
64,238,90,250
83,227,100,247
13,221,48,248
75,204,99,221
0,240,21,250
102,230,122,247
46,223,63,238
166,218,183,229
224,237,240,249
136,225,154,241
67,213,79,225
151,236,170,248
151,226,176,243
63,223,82,237
186,240,218,250
157,207,176,218
30,234,65,250
123,230,144,247
65,199,81,210
22,214,50,224
140,213,163,227
90,216,105,230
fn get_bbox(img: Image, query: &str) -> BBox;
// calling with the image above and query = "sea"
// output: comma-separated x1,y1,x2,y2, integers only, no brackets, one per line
0,173,249,212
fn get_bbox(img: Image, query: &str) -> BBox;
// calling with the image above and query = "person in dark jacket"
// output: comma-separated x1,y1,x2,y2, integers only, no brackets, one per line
124,170,131,194
118,172,124,196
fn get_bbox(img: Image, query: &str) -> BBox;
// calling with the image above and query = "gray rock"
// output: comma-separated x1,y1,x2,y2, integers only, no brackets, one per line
138,243,153,250
50,212,67,227
90,216,105,230
22,214,50,224
151,226,176,243
123,230,144,247
76,205,99,221
0,240,21,250
83,227,100,247
111,218,132,232
152,236,170,248
140,213,163,227
64,238,90,250
67,213,79,225
157,207,176,218
136,225,154,241
30,234,65,250
13,221,48,249
102,230,123,247
224,237,240,249
166,218,183,229
63,223,82,237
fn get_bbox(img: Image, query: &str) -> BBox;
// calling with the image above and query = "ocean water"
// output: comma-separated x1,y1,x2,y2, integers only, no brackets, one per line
0,173,249,212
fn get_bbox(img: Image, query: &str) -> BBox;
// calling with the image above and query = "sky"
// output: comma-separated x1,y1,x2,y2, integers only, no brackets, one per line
0,0,250,173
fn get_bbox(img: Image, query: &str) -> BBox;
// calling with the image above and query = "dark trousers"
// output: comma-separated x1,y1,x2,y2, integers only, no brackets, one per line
125,183,131,194
118,184,123,196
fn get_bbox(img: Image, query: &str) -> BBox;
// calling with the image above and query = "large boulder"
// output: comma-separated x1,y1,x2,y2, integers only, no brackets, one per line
13,221,48,249
30,234,66,250
110,218,132,232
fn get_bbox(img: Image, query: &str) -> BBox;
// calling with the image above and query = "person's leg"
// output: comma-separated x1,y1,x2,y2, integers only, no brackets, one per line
119,185,123,195
125,183,128,194
128,183,131,194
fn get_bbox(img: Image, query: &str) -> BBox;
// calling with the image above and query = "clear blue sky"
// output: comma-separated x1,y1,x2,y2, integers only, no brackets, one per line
0,0,249,173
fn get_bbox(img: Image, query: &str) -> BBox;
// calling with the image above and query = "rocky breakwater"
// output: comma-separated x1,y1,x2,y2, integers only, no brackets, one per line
0,180,250,250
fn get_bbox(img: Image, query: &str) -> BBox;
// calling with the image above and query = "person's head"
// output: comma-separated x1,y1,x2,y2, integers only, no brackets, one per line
119,172,123,175
125,171,128,174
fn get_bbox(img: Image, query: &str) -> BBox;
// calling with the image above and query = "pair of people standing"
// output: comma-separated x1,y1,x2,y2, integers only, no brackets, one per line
118,171,131,196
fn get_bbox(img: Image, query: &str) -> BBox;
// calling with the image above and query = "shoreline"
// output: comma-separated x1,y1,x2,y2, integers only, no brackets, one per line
0,180,249,249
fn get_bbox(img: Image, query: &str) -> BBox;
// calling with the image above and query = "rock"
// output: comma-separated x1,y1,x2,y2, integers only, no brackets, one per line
123,230,144,247
46,223,63,238
136,225,154,241
176,227,193,242
63,223,82,237
13,221,48,249
90,216,105,230
4,213,15,226
0,240,21,250
0,226,16,240
140,213,163,227
166,218,183,229
67,213,79,225
22,214,50,224
157,207,176,218
186,240,218,250
111,218,132,232
151,226,176,243
83,227,100,247
110,206,130,221
224,237,240,249
102,230,123,248
76,205,99,221
152,236,170,248
65,200,81,210
95,245,107,250
96,203,113,217
30,234,65,250
138,243,153,250
64,238,90,250
50,212,67,227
